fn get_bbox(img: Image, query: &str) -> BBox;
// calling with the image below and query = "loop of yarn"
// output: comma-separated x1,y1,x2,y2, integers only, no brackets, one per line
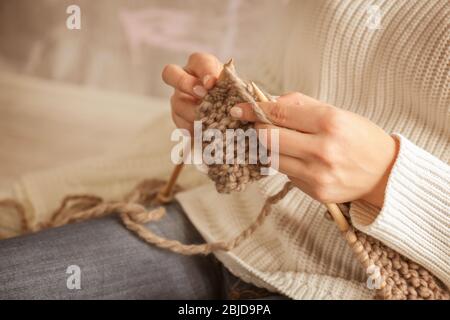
0,179,295,256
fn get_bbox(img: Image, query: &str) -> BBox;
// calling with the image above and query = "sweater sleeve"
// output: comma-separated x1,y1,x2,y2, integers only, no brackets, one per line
349,134,449,288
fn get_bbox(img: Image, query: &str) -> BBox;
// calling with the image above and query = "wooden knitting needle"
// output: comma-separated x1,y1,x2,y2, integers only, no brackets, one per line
156,163,184,204
250,82,350,232
156,138,191,203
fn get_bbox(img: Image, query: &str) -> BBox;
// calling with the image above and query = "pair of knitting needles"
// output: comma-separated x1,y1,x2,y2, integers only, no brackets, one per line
156,82,349,233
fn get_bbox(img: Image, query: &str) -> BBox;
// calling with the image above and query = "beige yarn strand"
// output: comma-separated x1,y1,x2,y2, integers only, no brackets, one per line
0,179,294,256
121,180,294,255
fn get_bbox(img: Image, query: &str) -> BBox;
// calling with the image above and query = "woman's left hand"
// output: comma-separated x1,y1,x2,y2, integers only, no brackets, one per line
230,92,399,208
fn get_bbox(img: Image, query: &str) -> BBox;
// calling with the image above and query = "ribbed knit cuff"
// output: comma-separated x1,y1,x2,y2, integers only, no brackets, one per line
350,134,450,288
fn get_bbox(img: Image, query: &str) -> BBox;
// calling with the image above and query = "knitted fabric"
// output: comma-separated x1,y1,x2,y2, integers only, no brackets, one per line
349,228,448,299
196,60,270,193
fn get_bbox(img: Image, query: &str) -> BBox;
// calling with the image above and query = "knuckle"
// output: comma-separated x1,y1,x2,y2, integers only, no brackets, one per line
320,108,343,133
188,52,208,64
311,186,330,203
312,171,333,188
314,139,336,164
189,52,202,60
176,74,190,91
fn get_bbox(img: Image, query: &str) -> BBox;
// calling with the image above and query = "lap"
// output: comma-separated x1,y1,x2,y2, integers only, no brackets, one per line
0,202,222,299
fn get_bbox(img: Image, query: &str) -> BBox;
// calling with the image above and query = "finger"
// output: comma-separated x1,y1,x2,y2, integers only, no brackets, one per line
174,89,200,104
171,90,199,123
162,64,207,98
277,154,316,184
231,92,328,133
185,52,222,89
255,123,317,159
172,110,194,134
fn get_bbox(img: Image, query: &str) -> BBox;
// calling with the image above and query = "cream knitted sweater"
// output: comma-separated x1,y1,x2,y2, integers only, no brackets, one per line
178,0,450,299
1,0,448,299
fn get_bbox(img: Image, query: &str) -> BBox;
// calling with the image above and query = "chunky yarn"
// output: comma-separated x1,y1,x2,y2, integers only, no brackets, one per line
196,60,271,193
0,61,448,300
345,225,449,300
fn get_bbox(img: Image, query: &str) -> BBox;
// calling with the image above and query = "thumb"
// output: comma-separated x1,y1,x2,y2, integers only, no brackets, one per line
230,101,275,123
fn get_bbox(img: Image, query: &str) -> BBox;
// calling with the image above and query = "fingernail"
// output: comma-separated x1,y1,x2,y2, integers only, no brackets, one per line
202,75,211,87
230,106,243,118
193,85,207,98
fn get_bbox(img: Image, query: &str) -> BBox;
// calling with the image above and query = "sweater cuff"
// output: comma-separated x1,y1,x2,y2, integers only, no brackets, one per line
350,134,450,288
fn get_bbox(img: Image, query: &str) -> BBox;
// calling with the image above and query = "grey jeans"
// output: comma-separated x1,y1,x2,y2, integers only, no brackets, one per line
0,202,285,300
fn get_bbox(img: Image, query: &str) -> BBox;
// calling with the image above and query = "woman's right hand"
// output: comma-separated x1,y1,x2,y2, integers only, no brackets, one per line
162,53,222,134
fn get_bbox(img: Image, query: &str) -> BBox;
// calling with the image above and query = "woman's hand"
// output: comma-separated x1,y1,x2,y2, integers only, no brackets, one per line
162,53,222,134
231,92,399,208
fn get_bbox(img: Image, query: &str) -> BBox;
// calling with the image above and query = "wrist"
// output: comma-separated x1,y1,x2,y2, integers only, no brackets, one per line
362,135,400,208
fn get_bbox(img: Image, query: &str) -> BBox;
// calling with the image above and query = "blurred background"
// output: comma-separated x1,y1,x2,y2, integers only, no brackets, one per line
0,0,287,189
